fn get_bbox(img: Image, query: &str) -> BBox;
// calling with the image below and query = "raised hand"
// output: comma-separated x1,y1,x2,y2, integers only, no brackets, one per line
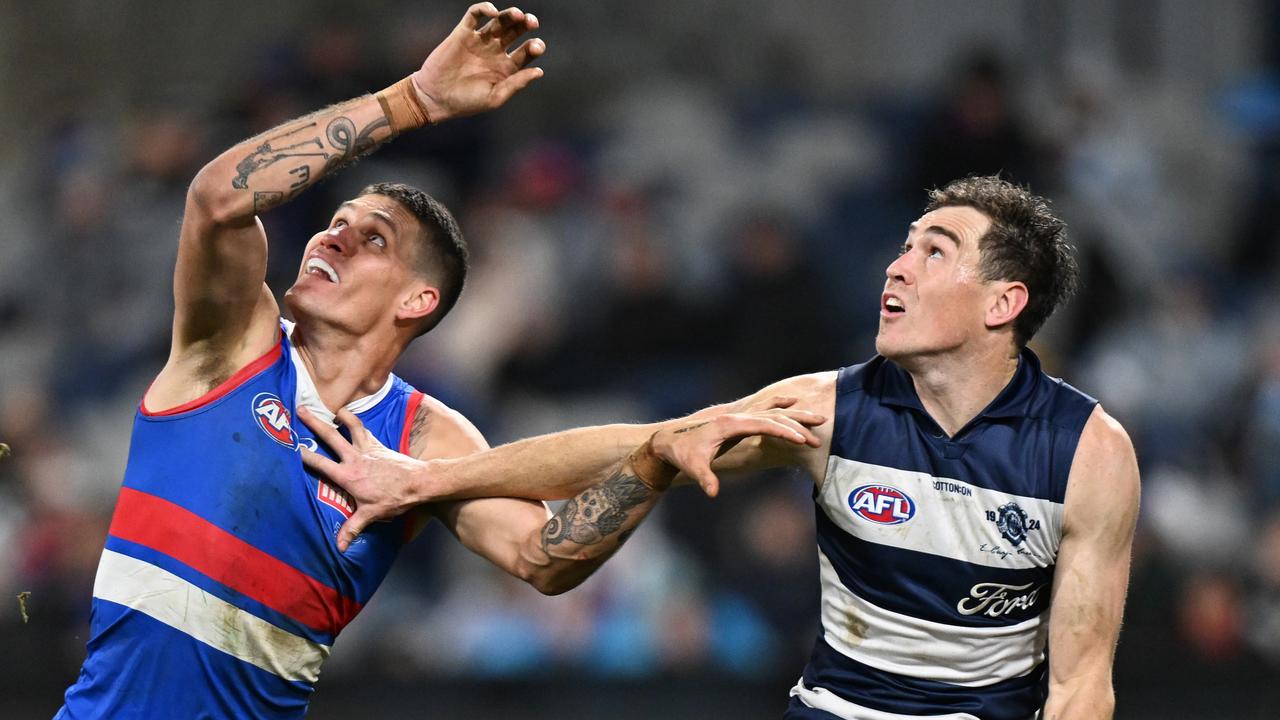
297,408,431,552
650,407,826,498
411,3,547,123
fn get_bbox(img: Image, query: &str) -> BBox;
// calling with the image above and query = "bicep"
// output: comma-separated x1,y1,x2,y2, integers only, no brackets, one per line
1048,407,1140,689
172,192,278,352
707,371,838,484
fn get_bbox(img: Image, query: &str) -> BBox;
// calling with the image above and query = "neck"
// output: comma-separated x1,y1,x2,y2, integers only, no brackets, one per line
290,317,403,412
899,341,1020,438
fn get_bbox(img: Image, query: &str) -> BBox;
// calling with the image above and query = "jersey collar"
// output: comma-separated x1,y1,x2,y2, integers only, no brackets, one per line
878,347,1041,424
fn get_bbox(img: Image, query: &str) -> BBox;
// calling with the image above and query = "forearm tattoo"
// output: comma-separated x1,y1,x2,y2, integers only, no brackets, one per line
230,111,391,212
542,469,654,551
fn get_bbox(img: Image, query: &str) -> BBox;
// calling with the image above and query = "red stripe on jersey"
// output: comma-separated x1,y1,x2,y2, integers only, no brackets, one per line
398,391,426,455
108,486,361,634
141,336,284,417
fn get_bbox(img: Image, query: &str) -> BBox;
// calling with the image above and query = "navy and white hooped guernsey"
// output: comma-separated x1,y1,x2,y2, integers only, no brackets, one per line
787,349,1097,720
57,320,428,719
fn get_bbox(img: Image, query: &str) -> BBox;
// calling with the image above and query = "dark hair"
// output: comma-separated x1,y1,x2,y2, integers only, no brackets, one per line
358,182,468,336
924,176,1078,347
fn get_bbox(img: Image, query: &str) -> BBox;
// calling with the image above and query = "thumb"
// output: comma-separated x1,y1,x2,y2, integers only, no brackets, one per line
491,66,544,105
691,465,721,498
336,512,372,553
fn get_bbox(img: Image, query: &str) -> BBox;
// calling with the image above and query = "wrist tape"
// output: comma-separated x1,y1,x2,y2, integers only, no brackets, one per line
376,77,431,134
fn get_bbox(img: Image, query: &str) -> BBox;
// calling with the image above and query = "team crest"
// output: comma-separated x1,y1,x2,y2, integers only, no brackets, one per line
251,392,297,449
994,502,1030,546
848,484,916,525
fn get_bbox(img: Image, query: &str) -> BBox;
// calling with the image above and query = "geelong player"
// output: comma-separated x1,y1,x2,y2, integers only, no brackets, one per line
307,176,1140,720
55,5,824,718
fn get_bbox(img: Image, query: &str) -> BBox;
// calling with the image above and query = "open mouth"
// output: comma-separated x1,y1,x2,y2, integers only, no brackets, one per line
882,295,905,315
306,257,339,284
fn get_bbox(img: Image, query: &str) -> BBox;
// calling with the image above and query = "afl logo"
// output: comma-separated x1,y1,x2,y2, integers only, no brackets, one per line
251,392,297,449
849,484,916,525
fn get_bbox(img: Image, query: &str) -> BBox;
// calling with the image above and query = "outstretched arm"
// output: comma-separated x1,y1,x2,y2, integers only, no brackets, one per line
298,372,837,527
1043,406,1140,719
148,4,545,410
305,403,823,596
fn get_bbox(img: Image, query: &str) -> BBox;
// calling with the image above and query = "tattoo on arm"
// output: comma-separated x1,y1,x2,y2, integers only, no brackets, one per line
230,111,392,214
253,192,284,214
672,421,709,435
231,125,329,189
407,406,433,457
541,470,654,550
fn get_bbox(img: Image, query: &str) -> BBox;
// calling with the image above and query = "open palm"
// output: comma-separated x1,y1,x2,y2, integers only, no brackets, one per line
412,3,547,122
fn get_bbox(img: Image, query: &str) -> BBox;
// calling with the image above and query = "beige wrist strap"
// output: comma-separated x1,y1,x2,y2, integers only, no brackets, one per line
376,77,431,134
629,440,677,493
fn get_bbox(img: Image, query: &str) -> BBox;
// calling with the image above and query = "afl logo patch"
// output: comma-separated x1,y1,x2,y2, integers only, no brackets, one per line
251,392,297,449
848,484,916,525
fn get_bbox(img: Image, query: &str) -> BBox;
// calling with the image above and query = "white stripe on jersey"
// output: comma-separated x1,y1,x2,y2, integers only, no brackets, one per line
790,679,982,720
93,549,330,683
819,456,1063,570
817,549,1048,686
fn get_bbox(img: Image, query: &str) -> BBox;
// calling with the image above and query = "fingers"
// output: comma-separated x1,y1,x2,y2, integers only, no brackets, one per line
478,7,536,46
298,408,354,460
334,408,374,450
764,396,798,410
508,37,546,68
299,446,343,478
719,415,812,446
462,2,500,30
491,66,545,105
336,511,373,553
731,409,827,446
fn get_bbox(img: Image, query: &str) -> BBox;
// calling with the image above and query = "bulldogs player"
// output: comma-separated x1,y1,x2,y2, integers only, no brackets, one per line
55,5,824,718
308,176,1139,720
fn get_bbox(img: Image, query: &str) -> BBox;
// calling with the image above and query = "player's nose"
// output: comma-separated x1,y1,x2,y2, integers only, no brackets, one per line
324,225,355,255
885,252,912,285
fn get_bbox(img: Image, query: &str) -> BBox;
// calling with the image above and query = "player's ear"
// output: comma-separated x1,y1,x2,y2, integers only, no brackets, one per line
985,281,1028,331
398,281,440,323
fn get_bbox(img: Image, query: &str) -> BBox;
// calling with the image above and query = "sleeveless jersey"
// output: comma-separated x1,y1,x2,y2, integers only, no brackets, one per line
788,349,1097,720
57,321,428,719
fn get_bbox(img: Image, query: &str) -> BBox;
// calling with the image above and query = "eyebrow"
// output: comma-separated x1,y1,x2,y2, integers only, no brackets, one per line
338,201,399,237
908,222,962,246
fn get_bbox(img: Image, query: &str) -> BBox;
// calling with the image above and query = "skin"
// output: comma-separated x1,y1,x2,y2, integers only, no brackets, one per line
146,1,825,598
307,205,1139,719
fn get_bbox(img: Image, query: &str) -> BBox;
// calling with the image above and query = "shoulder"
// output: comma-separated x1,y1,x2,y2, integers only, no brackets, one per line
745,371,839,421
1064,405,1140,535
406,393,489,461
765,371,838,401
1025,353,1098,433
835,357,887,397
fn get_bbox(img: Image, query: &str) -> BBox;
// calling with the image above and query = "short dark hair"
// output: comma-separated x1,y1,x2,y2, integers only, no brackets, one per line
924,176,1078,347
359,182,468,336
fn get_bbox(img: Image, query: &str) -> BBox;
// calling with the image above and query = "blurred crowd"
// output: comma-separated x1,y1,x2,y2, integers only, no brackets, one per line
2,3,1280,710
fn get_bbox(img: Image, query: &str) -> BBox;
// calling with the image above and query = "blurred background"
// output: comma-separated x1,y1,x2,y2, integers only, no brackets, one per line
2,0,1279,717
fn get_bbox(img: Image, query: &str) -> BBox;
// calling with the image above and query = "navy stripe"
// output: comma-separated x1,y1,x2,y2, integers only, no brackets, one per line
801,635,1047,719
103,536,337,646
815,510,1053,627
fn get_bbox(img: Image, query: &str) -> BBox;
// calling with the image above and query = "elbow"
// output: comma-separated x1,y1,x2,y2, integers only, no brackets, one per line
1046,681,1115,720
187,163,244,227
514,554,583,596
522,565,579,596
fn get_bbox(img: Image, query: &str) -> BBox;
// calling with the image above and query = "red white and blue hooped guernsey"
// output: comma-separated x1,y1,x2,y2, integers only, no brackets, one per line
57,320,428,719
787,349,1097,720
